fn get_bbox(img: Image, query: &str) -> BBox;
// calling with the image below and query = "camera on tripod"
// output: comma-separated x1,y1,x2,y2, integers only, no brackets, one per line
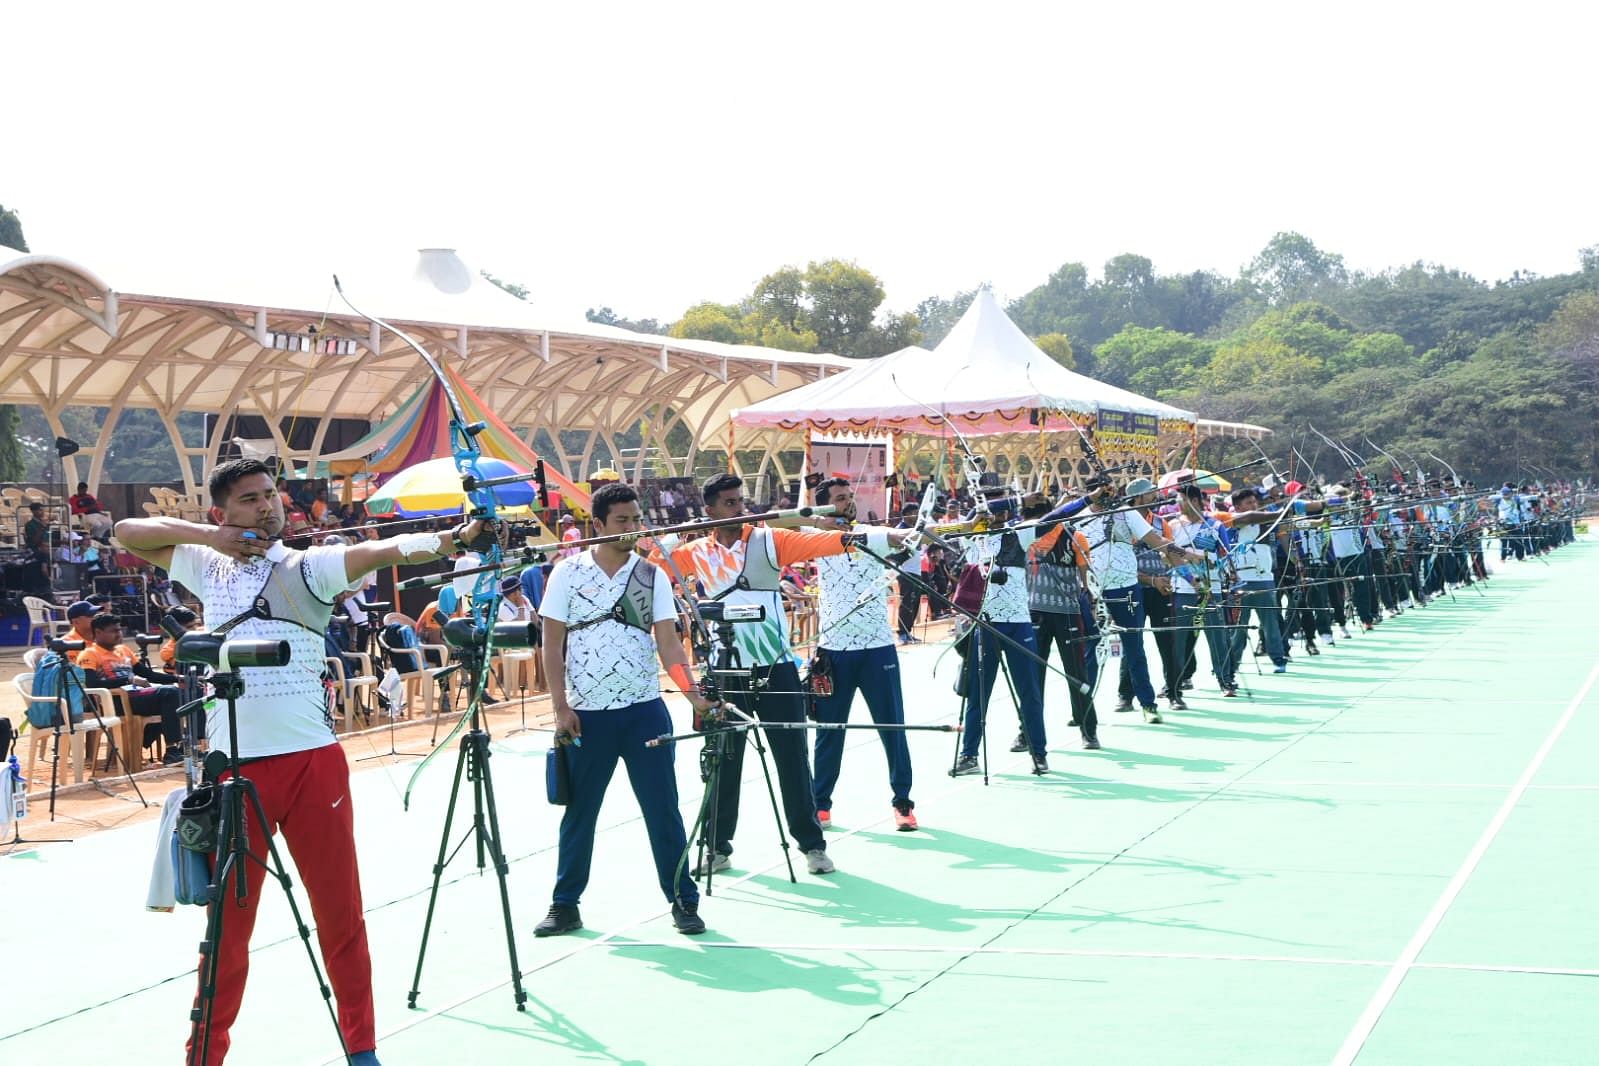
174,632,290,671
134,632,165,651
47,637,86,654
696,602,765,624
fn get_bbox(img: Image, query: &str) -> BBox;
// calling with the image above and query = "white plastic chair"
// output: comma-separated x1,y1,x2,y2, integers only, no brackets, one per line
13,671,122,785
23,596,71,646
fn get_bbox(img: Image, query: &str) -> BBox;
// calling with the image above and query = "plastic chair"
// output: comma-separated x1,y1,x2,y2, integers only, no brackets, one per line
326,655,378,732
23,596,71,646
374,628,437,720
13,671,121,785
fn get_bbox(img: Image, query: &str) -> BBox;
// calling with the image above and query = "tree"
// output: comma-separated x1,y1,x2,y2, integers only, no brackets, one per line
0,405,23,481
1242,232,1348,306
1033,333,1075,370
481,271,529,301
0,204,29,477
1094,325,1212,395
669,302,749,345
912,288,978,348
802,259,886,355
0,204,26,252
587,306,662,335
751,267,806,333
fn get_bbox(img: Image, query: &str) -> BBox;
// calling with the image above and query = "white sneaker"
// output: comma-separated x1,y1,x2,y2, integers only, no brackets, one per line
692,852,730,876
804,849,836,875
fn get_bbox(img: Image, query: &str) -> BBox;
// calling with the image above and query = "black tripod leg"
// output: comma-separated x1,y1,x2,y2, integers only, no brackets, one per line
743,719,796,882
469,733,528,1010
409,738,469,1008
188,809,237,1066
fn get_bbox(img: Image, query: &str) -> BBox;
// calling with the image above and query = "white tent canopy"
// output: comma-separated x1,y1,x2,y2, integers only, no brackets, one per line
732,289,1194,435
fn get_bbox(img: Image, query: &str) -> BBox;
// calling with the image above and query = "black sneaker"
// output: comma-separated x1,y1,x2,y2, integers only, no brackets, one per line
534,903,582,937
1168,695,1189,712
671,901,705,935
1009,732,1028,753
1082,734,1102,751
1031,753,1049,775
162,746,186,767
1113,696,1134,713
1181,680,1194,691
951,755,981,776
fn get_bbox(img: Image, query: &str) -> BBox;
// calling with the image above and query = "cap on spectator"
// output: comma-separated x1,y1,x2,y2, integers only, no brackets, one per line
560,514,575,525
67,600,98,620
500,576,520,594
1125,477,1157,497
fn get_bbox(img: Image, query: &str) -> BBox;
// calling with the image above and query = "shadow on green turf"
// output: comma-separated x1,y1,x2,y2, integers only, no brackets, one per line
608,930,890,1004
438,994,648,1064
991,772,1338,808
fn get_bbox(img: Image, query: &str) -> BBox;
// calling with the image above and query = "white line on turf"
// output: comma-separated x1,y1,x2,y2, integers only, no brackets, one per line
1331,657,1599,1066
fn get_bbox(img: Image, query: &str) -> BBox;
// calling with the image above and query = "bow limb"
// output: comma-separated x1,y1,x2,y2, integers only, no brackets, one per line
331,277,508,809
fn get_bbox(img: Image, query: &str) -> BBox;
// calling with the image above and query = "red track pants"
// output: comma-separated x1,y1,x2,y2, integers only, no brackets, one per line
187,742,375,1065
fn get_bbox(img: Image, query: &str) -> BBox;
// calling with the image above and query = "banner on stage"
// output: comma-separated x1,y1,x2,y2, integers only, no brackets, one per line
809,438,890,524
1095,408,1160,457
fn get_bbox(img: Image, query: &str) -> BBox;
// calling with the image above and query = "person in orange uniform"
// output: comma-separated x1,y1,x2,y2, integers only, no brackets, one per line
648,472,906,877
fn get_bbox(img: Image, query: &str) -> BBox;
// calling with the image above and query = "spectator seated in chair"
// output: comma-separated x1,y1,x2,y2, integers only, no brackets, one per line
76,611,187,765
69,481,115,541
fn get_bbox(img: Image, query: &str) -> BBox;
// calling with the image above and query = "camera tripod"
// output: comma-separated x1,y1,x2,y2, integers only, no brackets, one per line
40,642,146,823
408,640,527,1013
678,621,798,896
188,671,349,1066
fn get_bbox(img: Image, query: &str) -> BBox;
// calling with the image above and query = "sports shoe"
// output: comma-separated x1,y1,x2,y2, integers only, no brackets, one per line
1009,732,1028,753
1181,680,1194,690
1156,687,1169,699
1339,625,1352,639
817,809,832,829
1031,753,1049,775
805,848,836,875
1142,705,1163,724
1306,642,1320,656
1113,696,1134,713
1082,735,1102,750
1168,695,1189,711
534,903,582,937
951,754,981,776
1273,663,1288,674
1067,716,1079,727
162,746,186,766
893,805,919,831
691,852,730,876
1222,685,1239,698
671,900,706,935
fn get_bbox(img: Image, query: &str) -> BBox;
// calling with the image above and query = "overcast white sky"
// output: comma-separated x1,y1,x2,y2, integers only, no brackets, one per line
6,1,1595,323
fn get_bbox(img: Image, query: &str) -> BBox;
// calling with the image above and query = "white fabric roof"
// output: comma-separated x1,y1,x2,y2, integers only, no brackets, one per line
732,289,1194,434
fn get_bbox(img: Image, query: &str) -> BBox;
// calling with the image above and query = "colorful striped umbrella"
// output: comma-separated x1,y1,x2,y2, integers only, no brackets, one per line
367,457,541,517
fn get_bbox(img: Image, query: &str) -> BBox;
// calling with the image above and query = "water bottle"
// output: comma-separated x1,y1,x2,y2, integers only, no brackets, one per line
1108,633,1122,658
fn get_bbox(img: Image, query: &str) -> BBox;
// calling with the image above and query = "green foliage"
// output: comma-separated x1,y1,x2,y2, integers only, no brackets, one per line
0,204,26,252
1095,326,1212,394
0,406,24,480
586,306,663,335
1034,333,1075,370
481,271,530,301
668,260,919,358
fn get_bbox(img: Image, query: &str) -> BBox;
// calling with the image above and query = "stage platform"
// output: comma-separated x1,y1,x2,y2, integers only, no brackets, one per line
3,540,1595,1065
